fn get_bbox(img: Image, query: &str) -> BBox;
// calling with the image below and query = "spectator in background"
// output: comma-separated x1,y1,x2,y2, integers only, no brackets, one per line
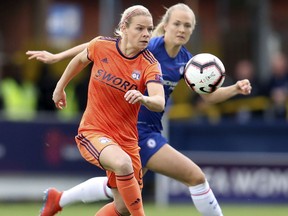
219,59,267,123
264,52,288,94
234,60,261,95
36,64,57,112
36,64,80,120
74,64,91,113
0,60,37,120
264,86,288,121
263,52,288,122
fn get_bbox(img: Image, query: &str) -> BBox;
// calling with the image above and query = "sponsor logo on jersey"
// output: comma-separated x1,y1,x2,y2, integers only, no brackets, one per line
94,69,138,92
162,79,178,91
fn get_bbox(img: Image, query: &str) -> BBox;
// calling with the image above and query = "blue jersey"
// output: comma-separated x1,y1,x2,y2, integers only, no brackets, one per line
137,36,193,132
137,36,193,166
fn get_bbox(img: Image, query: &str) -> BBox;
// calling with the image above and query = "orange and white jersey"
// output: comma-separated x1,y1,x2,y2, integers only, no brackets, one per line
79,36,163,145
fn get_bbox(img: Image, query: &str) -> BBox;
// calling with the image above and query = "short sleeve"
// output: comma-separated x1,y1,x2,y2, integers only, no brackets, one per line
87,37,100,62
144,62,163,85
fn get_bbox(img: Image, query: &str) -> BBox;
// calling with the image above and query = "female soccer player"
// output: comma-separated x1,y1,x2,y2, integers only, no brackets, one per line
36,5,165,216
27,3,251,216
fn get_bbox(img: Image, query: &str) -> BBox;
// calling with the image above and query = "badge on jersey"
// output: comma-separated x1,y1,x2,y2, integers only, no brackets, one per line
155,74,163,83
132,70,141,80
98,137,111,144
147,138,156,148
179,65,185,75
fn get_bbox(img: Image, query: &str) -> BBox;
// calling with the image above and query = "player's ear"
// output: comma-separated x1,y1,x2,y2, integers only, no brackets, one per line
121,24,128,35
163,23,168,32
123,29,128,36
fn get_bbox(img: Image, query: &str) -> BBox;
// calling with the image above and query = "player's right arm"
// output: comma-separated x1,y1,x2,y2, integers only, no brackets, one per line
26,43,89,64
124,82,165,112
200,79,252,104
53,48,90,109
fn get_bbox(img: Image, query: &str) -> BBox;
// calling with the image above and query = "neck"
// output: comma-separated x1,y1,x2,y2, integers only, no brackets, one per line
119,39,140,57
164,38,181,58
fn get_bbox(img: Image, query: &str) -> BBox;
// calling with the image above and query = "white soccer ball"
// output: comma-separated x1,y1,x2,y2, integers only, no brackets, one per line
184,53,226,94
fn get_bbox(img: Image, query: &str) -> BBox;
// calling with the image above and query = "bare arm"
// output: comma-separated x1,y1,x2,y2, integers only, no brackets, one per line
26,43,89,64
124,82,165,112
200,79,252,104
53,48,90,109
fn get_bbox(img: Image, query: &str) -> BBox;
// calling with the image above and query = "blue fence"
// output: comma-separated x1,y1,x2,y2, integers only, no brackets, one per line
169,120,288,152
0,119,287,202
166,120,288,203
0,119,103,175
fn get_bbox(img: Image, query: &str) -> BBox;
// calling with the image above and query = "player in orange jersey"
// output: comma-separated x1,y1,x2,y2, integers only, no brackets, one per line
41,5,164,216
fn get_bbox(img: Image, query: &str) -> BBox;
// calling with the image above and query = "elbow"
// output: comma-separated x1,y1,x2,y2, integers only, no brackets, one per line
156,99,165,112
150,99,165,112
203,98,215,105
143,95,165,112
201,94,217,104
152,106,164,112
157,104,165,112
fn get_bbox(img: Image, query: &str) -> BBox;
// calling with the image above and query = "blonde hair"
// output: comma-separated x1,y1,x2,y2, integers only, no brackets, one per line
153,3,196,37
115,5,152,38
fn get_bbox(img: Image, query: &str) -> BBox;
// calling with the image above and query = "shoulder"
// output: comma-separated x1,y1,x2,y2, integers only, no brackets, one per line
87,36,117,58
141,49,159,65
89,36,117,47
87,36,117,61
148,36,164,52
179,46,193,62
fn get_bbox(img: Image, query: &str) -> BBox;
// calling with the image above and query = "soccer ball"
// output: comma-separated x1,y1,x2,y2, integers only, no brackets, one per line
184,53,225,94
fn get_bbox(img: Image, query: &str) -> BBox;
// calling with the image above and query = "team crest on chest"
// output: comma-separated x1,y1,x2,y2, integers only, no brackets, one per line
131,70,141,80
179,65,185,75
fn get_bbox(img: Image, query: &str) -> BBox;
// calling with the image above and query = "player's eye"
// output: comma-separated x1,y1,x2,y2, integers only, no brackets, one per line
148,27,154,33
173,22,180,27
184,23,192,29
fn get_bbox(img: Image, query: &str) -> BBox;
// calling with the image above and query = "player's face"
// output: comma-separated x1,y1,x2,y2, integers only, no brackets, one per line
125,15,154,51
164,9,194,46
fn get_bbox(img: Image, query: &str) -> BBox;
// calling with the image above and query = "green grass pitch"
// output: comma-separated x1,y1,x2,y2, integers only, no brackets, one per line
1,202,287,216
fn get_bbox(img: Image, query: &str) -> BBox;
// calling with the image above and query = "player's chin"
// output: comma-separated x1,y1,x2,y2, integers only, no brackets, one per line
138,41,149,49
175,37,188,45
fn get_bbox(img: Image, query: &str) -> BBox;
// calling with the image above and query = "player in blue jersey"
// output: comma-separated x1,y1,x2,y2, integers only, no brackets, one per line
27,3,251,216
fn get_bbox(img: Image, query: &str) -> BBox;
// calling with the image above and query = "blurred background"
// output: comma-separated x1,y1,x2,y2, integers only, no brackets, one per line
0,0,288,206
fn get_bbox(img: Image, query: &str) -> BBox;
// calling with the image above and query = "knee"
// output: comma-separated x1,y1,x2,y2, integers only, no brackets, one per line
113,154,133,175
185,167,206,186
191,170,206,186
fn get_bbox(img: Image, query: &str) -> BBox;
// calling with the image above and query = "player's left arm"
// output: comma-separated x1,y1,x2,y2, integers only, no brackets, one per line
26,43,89,64
124,82,165,112
200,79,252,104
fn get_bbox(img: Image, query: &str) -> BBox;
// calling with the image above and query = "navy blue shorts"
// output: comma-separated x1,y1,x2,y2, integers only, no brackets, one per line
138,126,168,167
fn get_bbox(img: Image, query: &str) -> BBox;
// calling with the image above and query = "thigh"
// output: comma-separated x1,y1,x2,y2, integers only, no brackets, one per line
146,144,205,186
76,132,143,189
75,133,117,169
